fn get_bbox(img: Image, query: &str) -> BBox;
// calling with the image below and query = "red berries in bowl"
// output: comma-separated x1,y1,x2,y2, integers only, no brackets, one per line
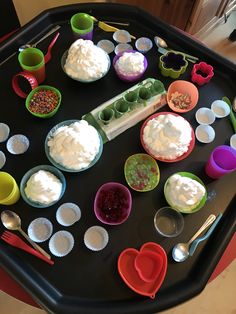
94,182,132,225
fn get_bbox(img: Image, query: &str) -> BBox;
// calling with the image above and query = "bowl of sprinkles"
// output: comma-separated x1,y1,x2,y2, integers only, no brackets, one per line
124,153,160,192
167,80,199,113
25,85,61,118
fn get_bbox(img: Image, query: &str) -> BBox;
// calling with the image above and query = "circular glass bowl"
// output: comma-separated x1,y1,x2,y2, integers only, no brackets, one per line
94,182,132,225
124,153,160,192
113,50,148,82
45,119,103,173
164,172,207,213
154,207,184,237
20,165,66,208
61,49,111,83
140,112,195,162
25,85,61,118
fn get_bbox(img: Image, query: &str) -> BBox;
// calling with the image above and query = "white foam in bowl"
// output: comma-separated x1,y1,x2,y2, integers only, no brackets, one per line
84,226,109,251
195,124,215,143
0,151,6,169
7,134,29,154
49,230,74,257
28,217,53,243
56,202,81,226
0,123,10,142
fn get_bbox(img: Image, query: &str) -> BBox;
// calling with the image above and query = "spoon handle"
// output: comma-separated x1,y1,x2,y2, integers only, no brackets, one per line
187,214,216,245
19,228,51,260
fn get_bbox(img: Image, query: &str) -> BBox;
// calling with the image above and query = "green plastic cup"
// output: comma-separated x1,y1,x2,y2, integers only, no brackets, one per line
114,99,129,118
18,47,45,84
70,13,94,40
0,172,20,205
98,108,114,125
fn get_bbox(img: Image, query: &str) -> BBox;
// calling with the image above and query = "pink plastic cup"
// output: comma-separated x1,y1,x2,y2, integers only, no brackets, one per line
205,145,236,179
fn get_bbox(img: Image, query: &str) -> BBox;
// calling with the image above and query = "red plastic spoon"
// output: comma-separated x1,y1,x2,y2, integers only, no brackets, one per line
44,32,60,64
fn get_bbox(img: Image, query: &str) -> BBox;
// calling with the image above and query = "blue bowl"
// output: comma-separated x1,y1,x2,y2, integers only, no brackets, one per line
20,165,66,208
45,119,103,173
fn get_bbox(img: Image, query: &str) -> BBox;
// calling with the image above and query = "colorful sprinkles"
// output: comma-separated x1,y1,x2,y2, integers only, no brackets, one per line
29,89,59,114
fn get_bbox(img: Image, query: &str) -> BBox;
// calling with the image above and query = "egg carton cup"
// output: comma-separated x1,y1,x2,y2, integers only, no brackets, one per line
82,78,167,143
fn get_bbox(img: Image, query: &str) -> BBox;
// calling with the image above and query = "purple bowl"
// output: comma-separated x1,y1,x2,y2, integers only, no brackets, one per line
94,182,132,225
113,50,148,82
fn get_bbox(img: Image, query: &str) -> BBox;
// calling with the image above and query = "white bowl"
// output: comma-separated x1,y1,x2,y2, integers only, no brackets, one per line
195,124,215,143
211,100,230,118
195,107,215,125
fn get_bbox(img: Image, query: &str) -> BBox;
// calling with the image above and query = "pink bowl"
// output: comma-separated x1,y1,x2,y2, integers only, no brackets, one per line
94,182,132,225
113,50,148,82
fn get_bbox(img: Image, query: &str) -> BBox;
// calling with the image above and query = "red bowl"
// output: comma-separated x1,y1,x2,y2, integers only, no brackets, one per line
140,112,195,162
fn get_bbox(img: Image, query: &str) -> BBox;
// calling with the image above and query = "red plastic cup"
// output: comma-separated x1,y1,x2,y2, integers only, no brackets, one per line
205,145,236,179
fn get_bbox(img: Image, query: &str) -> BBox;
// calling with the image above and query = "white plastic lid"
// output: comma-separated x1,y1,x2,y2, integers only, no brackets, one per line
56,202,81,226
84,226,109,251
0,123,10,142
195,107,215,125
49,230,74,257
211,100,230,118
7,134,29,154
97,39,115,54
0,151,6,169
195,124,215,143
28,217,53,243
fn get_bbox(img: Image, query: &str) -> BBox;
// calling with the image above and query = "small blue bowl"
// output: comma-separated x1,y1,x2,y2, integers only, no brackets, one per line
20,165,66,208
45,119,103,173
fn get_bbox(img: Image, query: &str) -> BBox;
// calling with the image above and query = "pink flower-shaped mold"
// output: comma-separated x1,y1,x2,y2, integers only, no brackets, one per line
191,62,214,86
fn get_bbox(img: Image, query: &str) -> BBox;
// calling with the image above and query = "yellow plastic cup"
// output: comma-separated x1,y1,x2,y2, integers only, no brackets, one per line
0,172,20,205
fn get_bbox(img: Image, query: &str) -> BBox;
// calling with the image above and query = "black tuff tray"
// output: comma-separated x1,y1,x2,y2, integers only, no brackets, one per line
0,3,235,314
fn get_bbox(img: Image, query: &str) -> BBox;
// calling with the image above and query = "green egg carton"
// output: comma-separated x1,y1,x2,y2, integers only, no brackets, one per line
82,78,167,143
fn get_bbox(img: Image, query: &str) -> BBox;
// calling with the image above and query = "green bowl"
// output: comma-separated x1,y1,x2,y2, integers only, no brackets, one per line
124,153,160,192
164,172,207,213
25,85,61,118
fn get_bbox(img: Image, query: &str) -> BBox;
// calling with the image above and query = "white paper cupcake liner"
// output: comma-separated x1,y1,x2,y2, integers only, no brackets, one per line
84,226,109,251
97,39,115,54
0,123,10,143
7,134,29,154
0,151,6,169
114,43,133,55
49,230,74,257
56,202,81,226
28,217,53,243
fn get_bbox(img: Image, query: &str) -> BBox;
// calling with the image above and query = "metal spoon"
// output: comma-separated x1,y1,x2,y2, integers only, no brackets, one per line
172,214,216,262
154,36,199,62
1,210,51,259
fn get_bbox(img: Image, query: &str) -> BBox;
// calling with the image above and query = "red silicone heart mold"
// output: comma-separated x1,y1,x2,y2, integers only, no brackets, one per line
118,242,167,298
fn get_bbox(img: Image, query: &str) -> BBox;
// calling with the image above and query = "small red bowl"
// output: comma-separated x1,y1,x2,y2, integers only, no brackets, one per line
94,182,132,225
113,50,148,82
140,112,195,162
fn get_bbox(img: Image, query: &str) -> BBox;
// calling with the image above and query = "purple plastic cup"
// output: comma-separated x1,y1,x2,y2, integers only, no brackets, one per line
113,50,148,82
205,145,236,179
